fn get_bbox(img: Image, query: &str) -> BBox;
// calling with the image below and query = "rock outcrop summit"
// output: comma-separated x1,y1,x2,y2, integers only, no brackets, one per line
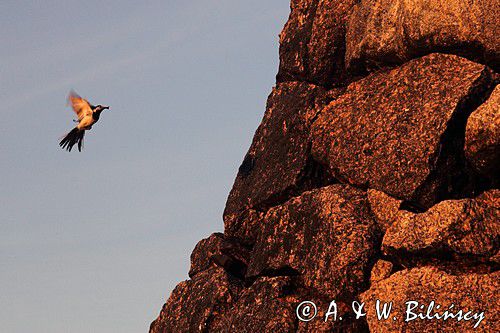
151,1,499,332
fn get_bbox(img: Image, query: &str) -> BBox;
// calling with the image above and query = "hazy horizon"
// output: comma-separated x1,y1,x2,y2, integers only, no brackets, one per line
0,1,289,332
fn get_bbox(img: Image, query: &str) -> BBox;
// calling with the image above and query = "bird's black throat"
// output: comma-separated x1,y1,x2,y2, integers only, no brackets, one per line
92,111,102,121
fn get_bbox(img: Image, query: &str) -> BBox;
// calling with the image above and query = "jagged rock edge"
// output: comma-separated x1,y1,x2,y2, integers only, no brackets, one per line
409,67,499,210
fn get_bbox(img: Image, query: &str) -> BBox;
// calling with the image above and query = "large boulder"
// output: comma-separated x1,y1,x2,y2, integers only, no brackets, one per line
311,53,496,208
211,277,297,332
465,85,500,183
189,233,251,279
212,276,368,332
361,266,500,332
223,82,336,243
150,267,242,333
246,184,380,300
277,0,318,84
188,233,225,278
378,189,500,262
367,189,403,232
346,0,500,74
277,0,357,86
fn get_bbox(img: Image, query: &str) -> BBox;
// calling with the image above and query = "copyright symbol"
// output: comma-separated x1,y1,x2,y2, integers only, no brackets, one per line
296,301,317,322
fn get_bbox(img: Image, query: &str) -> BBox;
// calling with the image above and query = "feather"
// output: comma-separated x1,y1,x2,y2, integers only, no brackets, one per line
68,90,92,121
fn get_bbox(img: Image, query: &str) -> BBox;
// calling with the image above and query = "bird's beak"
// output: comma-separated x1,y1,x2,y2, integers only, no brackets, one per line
103,106,110,110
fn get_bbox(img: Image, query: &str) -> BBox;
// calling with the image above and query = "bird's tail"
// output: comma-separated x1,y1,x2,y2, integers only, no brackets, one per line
59,127,85,152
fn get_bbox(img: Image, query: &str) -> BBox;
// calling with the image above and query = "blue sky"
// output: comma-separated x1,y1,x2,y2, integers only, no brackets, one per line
0,1,289,331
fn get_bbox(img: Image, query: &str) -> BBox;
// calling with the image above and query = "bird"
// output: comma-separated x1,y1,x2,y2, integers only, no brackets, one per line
59,91,110,152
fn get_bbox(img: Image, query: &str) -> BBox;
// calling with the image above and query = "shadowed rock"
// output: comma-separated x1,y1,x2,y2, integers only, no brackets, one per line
311,53,496,209
188,233,225,278
465,85,500,184
210,277,297,332
224,82,337,243
212,276,368,332
150,267,242,333
189,233,251,279
346,0,500,74
277,0,318,84
277,0,357,86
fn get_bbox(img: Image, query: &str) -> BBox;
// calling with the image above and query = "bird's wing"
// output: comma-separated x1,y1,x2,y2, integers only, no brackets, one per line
68,90,92,120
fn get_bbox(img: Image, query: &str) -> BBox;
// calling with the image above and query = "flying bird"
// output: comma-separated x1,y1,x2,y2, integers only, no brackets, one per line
60,91,109,152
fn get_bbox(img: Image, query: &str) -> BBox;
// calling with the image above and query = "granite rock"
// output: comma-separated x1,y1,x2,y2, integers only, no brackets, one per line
369,259,395,284
277,0,357,86
346,0,500,74
368,189,500,262
213,276,368,333
188,233,251,279
224,82,336,243
360,266,500,332
247,184,380,300
211,277,297,332
465,85,500,183
367,189,403,232
311,53,496,208
188,233,225,278
150,267,242,333
151,2,500,332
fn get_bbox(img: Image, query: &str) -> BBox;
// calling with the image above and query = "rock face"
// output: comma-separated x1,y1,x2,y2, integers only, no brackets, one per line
346,0,500,74
210,277,298,332
149,267,242,333
188,233,225,278
311,53,496,209
361,267,500,333
367,189,402,232
247,185,379,300
151,1,499,332
370,189,500,262
277,0,358,86
223,81,337,243
465,85,500,183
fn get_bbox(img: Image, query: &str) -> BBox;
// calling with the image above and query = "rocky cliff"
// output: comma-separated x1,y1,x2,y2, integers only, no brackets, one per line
151,1,499,332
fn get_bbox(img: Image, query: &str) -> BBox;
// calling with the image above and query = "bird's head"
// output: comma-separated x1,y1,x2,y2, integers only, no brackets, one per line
94,105,110,112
